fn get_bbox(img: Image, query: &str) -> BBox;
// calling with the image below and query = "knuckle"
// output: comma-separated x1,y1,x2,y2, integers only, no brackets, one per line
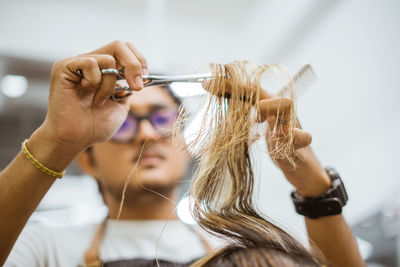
280,97,293,108
307,133,312,144
85,57,98,68
125,41,135,49
126,42,147,66
50,59,70,79
51,61,60,71
139,56,147,67
137,53,146,62
128,62,141,71
111,40,125,49
51,59,67,73
51,62,60,75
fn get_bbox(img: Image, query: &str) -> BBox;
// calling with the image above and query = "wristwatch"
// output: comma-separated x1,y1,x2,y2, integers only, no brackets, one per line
291,167,348,219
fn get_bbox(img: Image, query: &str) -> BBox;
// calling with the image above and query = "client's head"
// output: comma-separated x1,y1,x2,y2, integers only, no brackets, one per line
197,246,323,267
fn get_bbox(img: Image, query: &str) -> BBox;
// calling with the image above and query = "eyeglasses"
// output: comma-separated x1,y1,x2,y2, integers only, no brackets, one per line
111,109,179,143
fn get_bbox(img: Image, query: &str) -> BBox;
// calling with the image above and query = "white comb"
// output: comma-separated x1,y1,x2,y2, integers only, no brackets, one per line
278,64,317,97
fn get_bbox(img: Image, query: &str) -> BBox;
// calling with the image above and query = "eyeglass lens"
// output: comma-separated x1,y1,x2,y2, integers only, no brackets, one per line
111,109,178,143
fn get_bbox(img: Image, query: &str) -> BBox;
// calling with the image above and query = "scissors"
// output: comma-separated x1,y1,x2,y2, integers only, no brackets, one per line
77,68,213,92
77,64,315,99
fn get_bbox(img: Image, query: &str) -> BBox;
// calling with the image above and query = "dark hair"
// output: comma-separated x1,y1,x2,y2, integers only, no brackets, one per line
202,246,323,267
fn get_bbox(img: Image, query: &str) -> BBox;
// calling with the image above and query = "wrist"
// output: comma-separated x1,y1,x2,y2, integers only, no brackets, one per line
291,167,348,219
295,170,331,198
28,126,84,172
282,163,331,198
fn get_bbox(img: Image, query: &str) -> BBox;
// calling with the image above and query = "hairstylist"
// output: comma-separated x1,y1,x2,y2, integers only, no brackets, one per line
1,41,214,267
0,41,364,267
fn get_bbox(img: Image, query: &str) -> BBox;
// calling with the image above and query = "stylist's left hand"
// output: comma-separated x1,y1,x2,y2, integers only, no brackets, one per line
258,91,331,198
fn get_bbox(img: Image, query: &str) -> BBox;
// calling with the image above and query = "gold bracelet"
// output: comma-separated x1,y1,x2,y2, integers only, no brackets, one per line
21,139,64,179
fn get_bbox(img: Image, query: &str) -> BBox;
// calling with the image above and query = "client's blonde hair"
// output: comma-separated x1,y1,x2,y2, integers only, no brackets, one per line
174,62,326,266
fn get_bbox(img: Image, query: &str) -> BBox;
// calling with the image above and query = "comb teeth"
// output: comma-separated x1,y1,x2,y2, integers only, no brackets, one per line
278,64,317,97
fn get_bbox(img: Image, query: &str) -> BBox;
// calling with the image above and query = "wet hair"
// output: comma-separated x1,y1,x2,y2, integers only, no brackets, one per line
173,62,327,266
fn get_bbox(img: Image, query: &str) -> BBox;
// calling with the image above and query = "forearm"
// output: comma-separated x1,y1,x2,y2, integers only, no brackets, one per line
0,128,80,264
261,90,364,266
294,164,364,266
0,40,144,265
306,215,365,267
279,151,364,266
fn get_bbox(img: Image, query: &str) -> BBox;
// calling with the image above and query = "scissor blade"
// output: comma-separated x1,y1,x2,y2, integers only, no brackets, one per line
142,73,213,83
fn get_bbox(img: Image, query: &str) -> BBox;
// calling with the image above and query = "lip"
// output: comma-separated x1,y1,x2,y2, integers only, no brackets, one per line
138,155,164,166
134,151,165,166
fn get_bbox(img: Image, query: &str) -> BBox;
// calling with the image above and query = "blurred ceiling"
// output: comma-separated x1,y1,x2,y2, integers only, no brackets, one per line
0,0,338,72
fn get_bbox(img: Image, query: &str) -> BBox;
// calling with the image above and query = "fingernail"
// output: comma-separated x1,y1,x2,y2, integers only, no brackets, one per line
135,76,143,88
142,68,149,76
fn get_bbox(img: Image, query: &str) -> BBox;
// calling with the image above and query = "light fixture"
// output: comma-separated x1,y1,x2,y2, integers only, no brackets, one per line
1,75,28,98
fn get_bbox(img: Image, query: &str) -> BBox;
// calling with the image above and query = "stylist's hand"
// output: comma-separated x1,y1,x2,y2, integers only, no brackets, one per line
259,91,331,198
39,40,147,153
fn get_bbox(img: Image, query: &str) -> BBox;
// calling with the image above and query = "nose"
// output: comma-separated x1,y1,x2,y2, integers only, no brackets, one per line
133,119,161,144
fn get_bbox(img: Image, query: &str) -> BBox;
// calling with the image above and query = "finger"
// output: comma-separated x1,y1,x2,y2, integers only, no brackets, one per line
64,56,102,89
202,79,261,103
266,117,311,149
65,55,117,106
113,91,132,100
125,42,148,75
259,97,293,122
88,54,117,106
266,114,291,136
202,76,275,101
259,88,274,100
292,128,312,149
90,40,143,90
111,79,132,101
201,79,234,97
266,115,276,131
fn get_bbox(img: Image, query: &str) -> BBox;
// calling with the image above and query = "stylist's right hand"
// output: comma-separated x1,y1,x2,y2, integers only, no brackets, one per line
40,40,147,152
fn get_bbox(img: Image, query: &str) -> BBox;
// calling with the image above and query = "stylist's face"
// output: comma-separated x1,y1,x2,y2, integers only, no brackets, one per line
90,86,188,195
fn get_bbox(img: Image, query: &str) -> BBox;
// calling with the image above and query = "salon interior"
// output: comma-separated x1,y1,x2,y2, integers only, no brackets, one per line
0,0,399,266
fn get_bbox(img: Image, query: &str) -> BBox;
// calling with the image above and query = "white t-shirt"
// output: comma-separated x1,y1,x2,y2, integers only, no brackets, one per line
5,219,221,267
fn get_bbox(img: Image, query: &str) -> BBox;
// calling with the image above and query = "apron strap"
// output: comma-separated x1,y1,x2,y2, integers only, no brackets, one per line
83,219,106,267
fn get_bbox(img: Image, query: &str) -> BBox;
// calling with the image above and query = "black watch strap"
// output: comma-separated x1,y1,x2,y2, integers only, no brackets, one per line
291,167,348,219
